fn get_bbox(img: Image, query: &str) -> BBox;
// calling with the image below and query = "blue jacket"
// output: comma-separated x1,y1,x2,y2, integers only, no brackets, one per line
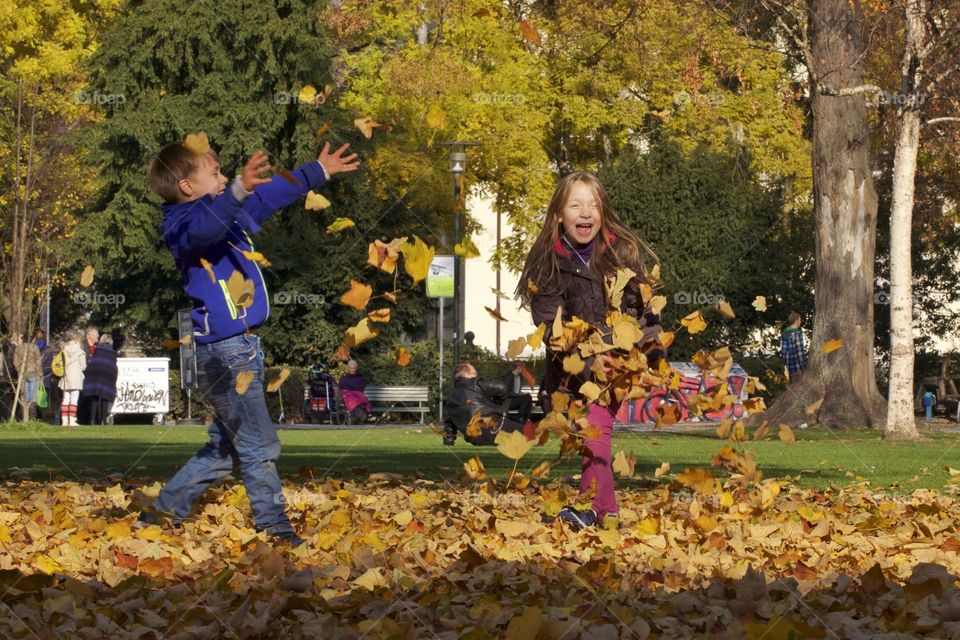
160,160,327,344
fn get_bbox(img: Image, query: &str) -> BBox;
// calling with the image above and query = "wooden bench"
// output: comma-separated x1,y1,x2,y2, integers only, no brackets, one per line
365,386,430,424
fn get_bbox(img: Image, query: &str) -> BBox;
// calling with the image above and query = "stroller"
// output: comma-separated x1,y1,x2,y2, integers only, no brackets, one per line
302,365,345,424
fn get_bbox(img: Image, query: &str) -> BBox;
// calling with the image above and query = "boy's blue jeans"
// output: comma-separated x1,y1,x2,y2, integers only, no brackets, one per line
153,334,294,536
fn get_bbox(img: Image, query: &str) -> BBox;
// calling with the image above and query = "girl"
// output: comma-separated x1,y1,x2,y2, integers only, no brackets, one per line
517,172,665,529
58,331,87,426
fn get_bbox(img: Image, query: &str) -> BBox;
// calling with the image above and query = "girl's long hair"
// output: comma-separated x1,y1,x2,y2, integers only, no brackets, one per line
515,172,658,309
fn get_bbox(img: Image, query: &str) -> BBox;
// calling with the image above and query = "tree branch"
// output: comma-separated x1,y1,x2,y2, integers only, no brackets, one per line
815,83,885,97
926,117,960,125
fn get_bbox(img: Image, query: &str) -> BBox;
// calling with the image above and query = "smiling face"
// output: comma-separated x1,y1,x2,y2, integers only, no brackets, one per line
179,153,227,201
558,180,602,245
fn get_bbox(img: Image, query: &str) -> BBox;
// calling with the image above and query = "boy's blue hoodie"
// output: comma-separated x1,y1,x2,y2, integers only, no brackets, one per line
160,160,327,344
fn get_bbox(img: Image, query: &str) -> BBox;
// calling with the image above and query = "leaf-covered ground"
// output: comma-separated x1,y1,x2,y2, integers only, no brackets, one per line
3,470,960,638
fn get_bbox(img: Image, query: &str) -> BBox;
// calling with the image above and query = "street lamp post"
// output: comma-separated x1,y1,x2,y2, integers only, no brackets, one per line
440,141,478,374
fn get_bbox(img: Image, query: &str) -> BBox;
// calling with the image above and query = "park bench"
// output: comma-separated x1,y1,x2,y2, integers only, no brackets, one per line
517,385,544,419
365,385,430,424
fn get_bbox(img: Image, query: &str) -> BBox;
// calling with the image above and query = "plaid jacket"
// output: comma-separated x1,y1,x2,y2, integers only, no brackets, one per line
780,327,808,375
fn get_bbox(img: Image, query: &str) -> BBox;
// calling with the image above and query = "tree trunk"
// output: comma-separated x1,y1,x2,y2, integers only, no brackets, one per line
750,0,886,428
885,0,927,440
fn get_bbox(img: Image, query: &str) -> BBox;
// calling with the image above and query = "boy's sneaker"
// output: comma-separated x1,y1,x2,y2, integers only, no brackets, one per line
134,508,180,529
556,506,598,530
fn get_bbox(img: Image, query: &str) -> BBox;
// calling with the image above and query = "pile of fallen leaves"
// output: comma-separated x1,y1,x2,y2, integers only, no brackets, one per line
3,468,960,638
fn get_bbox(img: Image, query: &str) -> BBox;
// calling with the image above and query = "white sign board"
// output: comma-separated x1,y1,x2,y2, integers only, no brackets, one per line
426,255,455,298
111,357,170,414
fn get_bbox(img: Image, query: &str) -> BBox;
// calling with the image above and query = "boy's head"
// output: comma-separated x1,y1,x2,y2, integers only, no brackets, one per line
148,141,227,204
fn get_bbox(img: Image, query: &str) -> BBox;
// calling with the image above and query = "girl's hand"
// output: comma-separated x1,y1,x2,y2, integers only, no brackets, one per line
318,142,360,176
242,151,273,192
597,353,617,376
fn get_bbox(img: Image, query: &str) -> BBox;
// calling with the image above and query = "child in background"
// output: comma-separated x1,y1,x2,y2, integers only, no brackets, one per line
139,137,359,545
517,172,665,530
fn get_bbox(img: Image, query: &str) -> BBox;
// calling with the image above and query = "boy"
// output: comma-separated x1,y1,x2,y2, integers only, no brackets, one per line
139,137,359,545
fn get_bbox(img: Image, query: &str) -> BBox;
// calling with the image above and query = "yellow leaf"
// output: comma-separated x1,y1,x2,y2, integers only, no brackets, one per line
368,237,406,274
340,280,372,310
354,117,393,139
677,467,716,495
681,310,707,335
298,84,317,103
527,279,539,294
399,235,434,284
34,555,61,575
505,606,543,640
316,122,331,138
753,421,770,440
241,250,271,268
658,330,675,350
161,339,182,350
226,270,255,309
454,236,480,259
326,217,355,234
353,568,386,591
105,521,131,540
304,190,331,211
136,525,163,541
612,314,643,351
463,456,487,480
80,265,95,288
650,295,667,316
425,101,446,129
495,429,534,461
778,424,796,443
606,268,636,309
562,353,585,375
266,368,290,393
654,461,670,478
199,258,216,283
235,370,255,395
345,318,379,348
805,398,824,414
395,347,411,367
527,323,546,350
505,337,526,358
579,381,603,403
648,264,661,283
612,450,636,478
823,338,844,353
367,308,391,323
495,519,532,537
183,131,209,156
752,296,767,312
713,299,736,320
636,517,660,535
393,511,413,526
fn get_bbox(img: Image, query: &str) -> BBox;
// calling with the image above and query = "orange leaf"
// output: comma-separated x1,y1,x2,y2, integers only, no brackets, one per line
340,280,373,310
367,308,391,323
778,423,796,443
823,338,844,353
518,20,541,45
395,347,411,367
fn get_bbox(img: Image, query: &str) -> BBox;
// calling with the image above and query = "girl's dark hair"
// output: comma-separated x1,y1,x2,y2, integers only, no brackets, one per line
515,171,658,308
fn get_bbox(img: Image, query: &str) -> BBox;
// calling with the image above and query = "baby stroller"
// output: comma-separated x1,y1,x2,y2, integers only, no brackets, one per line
302,365,346,424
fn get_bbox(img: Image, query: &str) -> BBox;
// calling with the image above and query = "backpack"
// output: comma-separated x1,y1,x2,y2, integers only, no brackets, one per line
51,349,66,378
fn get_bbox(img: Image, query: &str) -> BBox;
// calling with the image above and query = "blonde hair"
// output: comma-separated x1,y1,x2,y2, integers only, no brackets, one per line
516,171,658,308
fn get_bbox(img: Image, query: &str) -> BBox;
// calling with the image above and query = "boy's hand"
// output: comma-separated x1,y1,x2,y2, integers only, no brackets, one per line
242,151,273,192
318,142,360,176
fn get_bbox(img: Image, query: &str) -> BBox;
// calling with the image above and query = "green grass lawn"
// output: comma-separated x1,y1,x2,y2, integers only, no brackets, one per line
0,422,958,494
0,424,960,493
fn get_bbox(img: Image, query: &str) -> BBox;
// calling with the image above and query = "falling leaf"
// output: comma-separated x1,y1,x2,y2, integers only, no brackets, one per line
677,468,717,495
823,338,844,353
354,117,393,139
395,347,411,367
274,168,301,186
496,430,534,461
305,191,331,211
606,268,636,309
612,450,636,478
326,217,355,234
527,279,539,294
367,308,391,323
485,306,508,322
339,280,372,310
266,368,290,393
752,296,767,312
562,354,585,375
753,421,770,440
226,270,255,309
454,236,480,259
298,85,317,103
579,381,603,403
344,318,378,348
681,310,708,334
316,122,331,138
650,295,667,316
778,424,796,443
235,370,255,395
399,235,434,284
183,131,209,156
199,258,216,283
805,398,824,415
658,330,676,350
505,338,526,358
79,265,96,288
333,343,351,362
527,324,546,350
425,101,446,129
654,461,670,478
242,250,271,268
713,300,736,320
715,419,733,439
368,238,406,274
518,20,541,46
463,457,486,480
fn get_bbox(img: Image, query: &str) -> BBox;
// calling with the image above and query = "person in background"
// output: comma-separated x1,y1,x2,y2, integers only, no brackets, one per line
40,335,59,424
12,334,42,421
500,361,535,424
81,334,119,425
780,312,808,382
58,331,87,426
339,359,372,424
76,326,100,424
444,362,523,446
